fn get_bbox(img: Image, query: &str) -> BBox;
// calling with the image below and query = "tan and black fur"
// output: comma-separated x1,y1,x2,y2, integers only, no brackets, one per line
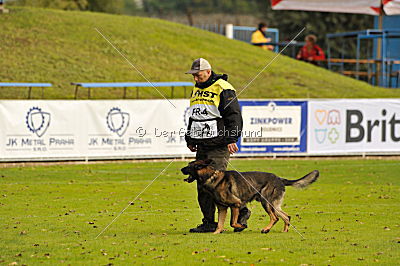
181,159,319,234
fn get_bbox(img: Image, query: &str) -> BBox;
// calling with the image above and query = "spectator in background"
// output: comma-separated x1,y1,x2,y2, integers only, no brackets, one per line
251,22,274,51
0,0,8,13
296,34,325,65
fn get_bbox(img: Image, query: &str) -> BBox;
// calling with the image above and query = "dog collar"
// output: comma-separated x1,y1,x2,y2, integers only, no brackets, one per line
206,170,222,184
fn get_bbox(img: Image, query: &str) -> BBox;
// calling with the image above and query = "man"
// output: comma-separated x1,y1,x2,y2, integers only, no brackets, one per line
185,58,251,233
251,22,274,51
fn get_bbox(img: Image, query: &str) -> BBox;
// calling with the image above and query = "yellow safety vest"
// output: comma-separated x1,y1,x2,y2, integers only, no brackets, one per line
188,79,235,140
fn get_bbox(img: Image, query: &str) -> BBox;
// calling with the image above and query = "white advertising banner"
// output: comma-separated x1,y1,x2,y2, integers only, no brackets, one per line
2,99,400,161
0,100,192,160
241,105,301,146
238,100,307,153
308,99,400,154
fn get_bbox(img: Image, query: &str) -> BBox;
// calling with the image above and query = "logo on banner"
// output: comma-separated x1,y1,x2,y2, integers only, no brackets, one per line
314,109,341,144
26,107,51,137
315,129,327,144
267,101,277,112
315,109,327,125
327,110,340,125
106,107,130,137
328,128,339,143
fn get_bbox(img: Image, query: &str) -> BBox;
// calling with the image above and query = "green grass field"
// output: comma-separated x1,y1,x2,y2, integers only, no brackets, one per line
0,158,399,265
1,7,400,99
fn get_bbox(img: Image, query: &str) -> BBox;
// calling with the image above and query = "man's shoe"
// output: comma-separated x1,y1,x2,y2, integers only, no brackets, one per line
234,207,251,232
189,219,217,233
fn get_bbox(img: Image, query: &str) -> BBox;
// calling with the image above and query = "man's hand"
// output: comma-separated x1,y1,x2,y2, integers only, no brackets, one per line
187,144,197,152
227,143,238,154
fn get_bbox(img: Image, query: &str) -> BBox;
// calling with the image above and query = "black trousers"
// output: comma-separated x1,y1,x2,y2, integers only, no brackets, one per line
196,146,249,224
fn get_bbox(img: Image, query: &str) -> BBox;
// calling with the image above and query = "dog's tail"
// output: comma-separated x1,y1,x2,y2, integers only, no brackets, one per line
282,170,319,188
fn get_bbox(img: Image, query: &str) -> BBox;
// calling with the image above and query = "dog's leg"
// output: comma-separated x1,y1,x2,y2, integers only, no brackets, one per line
261,201,278,234
276,209,290,232
273,198,291,232
214,205,227,234
230,207,246,229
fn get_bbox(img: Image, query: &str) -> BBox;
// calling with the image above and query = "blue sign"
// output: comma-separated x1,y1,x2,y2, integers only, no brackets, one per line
237,100,307,153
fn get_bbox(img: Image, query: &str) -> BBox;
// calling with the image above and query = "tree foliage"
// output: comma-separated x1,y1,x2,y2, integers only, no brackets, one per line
10,0,373,50
138,0,373,53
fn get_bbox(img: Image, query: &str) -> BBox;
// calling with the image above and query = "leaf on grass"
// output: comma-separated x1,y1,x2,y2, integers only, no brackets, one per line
261,248,273,251
153,255,166,260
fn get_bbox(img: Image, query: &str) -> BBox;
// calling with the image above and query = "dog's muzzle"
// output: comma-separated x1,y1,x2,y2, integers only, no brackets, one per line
184,175,196,183
181,166,196,183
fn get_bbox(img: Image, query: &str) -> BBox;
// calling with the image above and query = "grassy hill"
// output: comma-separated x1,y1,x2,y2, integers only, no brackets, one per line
1,7,399,99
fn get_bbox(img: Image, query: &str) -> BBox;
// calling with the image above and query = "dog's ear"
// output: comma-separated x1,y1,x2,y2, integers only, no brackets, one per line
194,159,214,170
194,163,206,170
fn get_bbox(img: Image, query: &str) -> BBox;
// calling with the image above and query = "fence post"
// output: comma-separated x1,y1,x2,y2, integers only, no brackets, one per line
74,85,79,99
225,24,233,39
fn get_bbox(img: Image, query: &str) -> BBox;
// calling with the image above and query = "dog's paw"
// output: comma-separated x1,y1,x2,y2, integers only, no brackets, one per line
261,229,270,234
231,223,246,229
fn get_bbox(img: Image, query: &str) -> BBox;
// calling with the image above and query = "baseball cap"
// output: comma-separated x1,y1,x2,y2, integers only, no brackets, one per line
185,58,212,74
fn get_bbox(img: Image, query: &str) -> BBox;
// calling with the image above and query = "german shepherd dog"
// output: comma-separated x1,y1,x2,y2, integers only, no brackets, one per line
181,159,319,234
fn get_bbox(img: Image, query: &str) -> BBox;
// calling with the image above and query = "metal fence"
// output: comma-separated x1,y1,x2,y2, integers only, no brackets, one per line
194,24,280,53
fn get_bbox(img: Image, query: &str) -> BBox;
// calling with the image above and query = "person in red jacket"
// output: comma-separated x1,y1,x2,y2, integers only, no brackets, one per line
296,34,325,65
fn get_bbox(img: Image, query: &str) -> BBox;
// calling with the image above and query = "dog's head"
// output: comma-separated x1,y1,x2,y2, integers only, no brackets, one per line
181,159,215,183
